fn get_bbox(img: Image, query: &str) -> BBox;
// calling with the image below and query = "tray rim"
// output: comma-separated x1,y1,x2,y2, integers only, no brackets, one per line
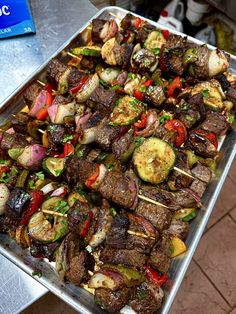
0,5,236,314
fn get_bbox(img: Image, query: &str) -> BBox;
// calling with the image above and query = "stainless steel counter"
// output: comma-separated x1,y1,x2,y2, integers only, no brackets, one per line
0,0,97,313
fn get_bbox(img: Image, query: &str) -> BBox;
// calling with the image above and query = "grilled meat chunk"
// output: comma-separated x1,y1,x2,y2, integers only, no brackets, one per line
186,130,217,158
67,200,96,236
23,83,42,105
106,214,129,249
10,112,30,134
114,43,133,68
190,179,207,197
56,233,94,284
112,128,135,162
136,200,172,231
144,85,166,107
78,159,98,184
191,163,212,183
174,189,201,208
5,188,30,219
164,218,189,240
168,150,193,191
95,119,128,150
215,73,230,90
47,58,67,86
136,24,156,43
66,67,85,90
226,83,236,104
87,86,117,116
132,49,156,69
200,111,227,136
64,156,81,186
140,185,181,211
126,213,158,254
47,124,67,151
98,171,136,208
130,281,164,314
91,18,106,43
154,124,177,145
95,287,131,313
148,235,172,273
193,46,211,79
1,132,28,150
100,247,147,269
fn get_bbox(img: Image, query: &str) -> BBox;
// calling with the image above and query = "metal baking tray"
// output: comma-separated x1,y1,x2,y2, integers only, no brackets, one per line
0,6,236,314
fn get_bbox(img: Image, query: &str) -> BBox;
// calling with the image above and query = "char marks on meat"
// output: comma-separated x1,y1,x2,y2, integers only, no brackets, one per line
136,199,172,231
1,132,28,150
130,281,164,314
91,18,106,43
227,83,236,104
23,83,42,105
100,247,147,269
87,86,117,116
95,287,131,313
47,124,67,151
164,218,189,240
191,163,212,183
47,58,67,85
186,130,217,158
5,188,31,219
98,171,136,208
112,128,135,161
106,214,129,249
174,188,200,208
66,67,85,90
200,111,227,136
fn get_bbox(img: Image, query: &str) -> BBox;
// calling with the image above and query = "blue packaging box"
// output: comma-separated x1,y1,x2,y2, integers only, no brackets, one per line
0,0,35,38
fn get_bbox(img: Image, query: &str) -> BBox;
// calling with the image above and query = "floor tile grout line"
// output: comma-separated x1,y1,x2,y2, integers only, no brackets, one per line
203,206,236,235
193,259,233,308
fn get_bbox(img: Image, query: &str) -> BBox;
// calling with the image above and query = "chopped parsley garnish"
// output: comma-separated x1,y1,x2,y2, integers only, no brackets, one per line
54,169,62,176
35,171,45,180
28,179,36,190
152,47,160,56
185,115,194,121
128,72,136,79
137,288,148,300
159,114,171,124
144,59,151,67
135,136,145,148
139,86,147,93
63,134,73,143
202,89,209,97
32,270,42,278
55,200,70,215
0,160,6,164
182,103,189,111
109,207,117,217
0,172,9,183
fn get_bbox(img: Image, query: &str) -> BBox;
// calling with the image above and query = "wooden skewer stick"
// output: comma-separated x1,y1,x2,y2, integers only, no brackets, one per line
127,230,156,240
41,209,67,217
37,80,56,93
138,194,169,208
173,166,195,180
38,129,45,134
67,51,81,60
109,12,122,20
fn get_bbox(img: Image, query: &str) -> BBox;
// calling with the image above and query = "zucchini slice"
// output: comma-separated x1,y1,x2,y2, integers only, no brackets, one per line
41,196,64,212
42,157,65,177
28,211,68,243
173,208,197,221
133,137,176,184
71,46,102,57
110,96,144,126
67,191,88,207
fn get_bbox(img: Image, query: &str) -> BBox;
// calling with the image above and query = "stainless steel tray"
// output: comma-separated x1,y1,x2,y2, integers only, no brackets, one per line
0,6,236,314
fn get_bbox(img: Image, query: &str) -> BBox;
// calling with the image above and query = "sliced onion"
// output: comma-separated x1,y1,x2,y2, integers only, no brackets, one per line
5,127,15,134
116,71,128,85
79,126,97,144
0,183,10,215
48,101,75,124
103,20,118,42
29,90,48,117
51,186,68,197
88,269,124,290
76,73,99,103
40,182,57,195
91,164,107,190
128,213,158,238
17,144,46,170
208,50,229,77
135,110,159,137
99,68,120,84
100,21,110,41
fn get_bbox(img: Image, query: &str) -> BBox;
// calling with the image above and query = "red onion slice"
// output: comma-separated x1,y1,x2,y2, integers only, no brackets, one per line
17,144,46,170
184,188,202,207
29,90,47,117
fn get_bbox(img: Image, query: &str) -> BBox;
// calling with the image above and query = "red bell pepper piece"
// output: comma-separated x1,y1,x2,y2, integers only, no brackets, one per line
62,143,75,157
162,29,170,40
85,164,100,189
80,211,93,238
165,119,187,147
167,76,182,98
133,90,144,101
35,89,53,120
144,265,168,286
134,112,148,130
135,17,142,30
194,129,218,149
19,191,44,226
143,79,153,87
70,76,89,94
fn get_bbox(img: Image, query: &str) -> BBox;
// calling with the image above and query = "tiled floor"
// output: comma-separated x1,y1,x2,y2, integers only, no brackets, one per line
23,158,236,314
